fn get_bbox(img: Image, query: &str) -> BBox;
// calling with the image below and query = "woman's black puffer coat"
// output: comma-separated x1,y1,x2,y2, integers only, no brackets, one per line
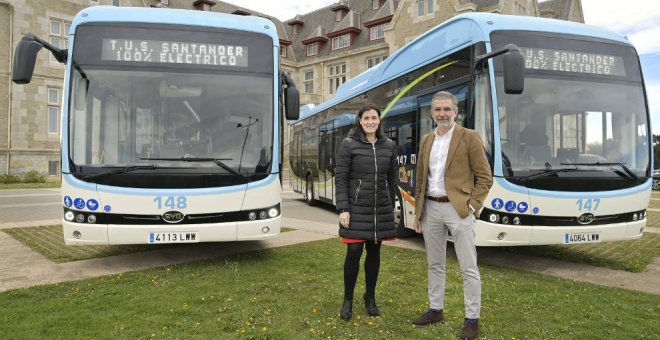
335,128,398,241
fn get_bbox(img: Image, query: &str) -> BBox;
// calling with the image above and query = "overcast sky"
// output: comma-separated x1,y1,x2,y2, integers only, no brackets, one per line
222,0,660,134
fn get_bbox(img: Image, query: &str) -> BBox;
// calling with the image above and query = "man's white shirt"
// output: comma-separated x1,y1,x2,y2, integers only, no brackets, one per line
426,125,455,197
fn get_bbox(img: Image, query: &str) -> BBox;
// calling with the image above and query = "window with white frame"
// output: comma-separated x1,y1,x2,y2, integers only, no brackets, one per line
47,87,60,134
372,0,381,9
370,24,384,40
306,43,319,56
417,0,434,17
336,10,345,22
280,45,287,58
367,54,388,68
304,71,314,93
328,63,346,95
331,34,350,50
49,19,70,62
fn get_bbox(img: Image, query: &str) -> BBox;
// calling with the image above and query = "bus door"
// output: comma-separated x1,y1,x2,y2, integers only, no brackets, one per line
318,119,334,203
291,125,303,192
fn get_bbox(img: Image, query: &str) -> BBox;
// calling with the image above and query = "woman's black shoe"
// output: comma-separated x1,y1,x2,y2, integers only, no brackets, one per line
340,299,353,321
363,293,380,316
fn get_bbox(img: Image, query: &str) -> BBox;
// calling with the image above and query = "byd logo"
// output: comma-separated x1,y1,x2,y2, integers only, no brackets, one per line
163,211,185,223
577,213,595,225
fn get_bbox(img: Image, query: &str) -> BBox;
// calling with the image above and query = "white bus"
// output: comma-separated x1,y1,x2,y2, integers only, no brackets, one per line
289,13,652,246
12,6,299,245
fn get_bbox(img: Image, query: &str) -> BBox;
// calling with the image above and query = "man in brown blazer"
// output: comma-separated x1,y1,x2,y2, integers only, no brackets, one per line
411,91,492,340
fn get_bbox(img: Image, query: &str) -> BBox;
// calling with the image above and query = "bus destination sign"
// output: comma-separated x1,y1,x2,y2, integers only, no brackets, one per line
101,39,248,67
522,47,625,76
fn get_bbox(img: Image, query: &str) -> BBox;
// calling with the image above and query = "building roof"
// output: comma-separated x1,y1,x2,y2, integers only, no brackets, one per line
283,0,400,62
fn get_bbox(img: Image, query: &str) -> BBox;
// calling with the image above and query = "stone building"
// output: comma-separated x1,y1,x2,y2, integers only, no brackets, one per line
0,0,583,177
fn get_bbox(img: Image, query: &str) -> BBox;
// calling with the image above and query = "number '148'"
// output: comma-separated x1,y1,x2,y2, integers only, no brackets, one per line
154,196,187,209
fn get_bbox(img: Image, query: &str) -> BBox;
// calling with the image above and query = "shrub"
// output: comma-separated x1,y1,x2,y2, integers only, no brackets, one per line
24,170,46,183
0,174,22,184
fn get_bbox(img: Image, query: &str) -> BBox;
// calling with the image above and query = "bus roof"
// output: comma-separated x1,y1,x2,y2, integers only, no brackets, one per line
71,6,279,43
296,12,632,121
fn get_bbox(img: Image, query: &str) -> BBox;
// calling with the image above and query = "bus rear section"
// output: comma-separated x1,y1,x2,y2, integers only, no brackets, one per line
12,7,299,245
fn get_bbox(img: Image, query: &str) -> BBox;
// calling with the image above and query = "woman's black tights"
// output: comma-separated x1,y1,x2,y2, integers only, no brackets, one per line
343,242,381,300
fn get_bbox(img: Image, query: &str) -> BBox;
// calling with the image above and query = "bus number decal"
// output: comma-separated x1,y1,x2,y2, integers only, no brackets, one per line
397,155,407,165
154,196,188,210
576,198,600,211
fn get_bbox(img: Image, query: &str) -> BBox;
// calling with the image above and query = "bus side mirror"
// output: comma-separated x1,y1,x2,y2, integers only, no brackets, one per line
503,46,524,94
282,73,300,120
12,33,67,85
12,35,44,84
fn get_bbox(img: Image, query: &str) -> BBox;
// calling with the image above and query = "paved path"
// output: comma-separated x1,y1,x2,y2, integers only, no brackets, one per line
0,187,658,296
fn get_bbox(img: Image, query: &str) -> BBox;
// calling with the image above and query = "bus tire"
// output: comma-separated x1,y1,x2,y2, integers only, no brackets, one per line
305,176,316,206
394,192,415,238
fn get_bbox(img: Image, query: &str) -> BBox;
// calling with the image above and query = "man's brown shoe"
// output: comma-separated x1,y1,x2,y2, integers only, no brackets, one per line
460,318,479,339
412,309,444,327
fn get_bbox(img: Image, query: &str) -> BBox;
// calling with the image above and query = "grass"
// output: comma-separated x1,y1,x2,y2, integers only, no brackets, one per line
501,232,660,272
2,225,295,263
0,238,658,339
0,181,60,189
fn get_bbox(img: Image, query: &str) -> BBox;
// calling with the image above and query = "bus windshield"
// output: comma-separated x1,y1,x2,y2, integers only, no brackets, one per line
68,24,274,185
492,31,650,191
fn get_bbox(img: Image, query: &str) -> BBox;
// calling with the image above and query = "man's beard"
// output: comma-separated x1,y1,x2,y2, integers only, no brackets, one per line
435,119,454,129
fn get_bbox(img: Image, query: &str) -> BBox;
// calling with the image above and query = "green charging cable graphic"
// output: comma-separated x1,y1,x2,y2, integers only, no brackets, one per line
380,60,458,119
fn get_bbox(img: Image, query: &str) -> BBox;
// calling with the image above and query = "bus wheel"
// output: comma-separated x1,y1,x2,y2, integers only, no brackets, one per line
305,176,316,206
394,192,415,238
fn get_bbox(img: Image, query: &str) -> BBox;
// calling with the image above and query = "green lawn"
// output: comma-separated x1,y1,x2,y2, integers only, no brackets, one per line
0,181,60,189
0,239,657,339
2,225,296,263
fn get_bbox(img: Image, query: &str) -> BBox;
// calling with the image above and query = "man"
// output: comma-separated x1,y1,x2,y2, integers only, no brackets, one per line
411,91,493,340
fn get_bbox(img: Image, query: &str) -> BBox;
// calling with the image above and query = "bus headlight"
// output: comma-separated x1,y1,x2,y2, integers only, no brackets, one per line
75,214,85,223
513,217,521,225
632,213,638,221
259,211,267,219
501,216,509,224
248,212,257,221
87,214,97,224
65,211,75,221
268,208,278,218
488,213,499,223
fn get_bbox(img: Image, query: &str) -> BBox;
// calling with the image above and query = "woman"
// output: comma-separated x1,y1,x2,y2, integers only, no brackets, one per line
335,104,398,321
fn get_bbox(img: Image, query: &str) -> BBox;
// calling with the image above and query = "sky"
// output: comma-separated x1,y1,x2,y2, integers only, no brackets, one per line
222,0,660,134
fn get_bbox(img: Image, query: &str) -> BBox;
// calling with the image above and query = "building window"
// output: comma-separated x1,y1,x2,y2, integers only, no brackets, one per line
49,161,59,176
280,45,287,58
47,87,60,134
367,55,388,68
331,34,350,50
304,71,314,93
306,43,319,56
293,25,301,35
417,0,434,17
372,0,382,9
328,63,346,95
336,10,346,22
369,24,384,40
49,19,70,62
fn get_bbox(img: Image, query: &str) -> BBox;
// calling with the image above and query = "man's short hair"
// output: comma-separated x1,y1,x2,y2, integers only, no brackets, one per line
431,91,458,111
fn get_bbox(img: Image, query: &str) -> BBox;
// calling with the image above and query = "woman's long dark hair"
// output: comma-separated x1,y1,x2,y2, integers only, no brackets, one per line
353,104,384,139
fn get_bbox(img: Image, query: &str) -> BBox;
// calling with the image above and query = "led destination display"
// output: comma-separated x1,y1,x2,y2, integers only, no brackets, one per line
101,38,248,67
522,47,625,76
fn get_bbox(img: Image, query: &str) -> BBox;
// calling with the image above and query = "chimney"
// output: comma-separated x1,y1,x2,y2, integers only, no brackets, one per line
193,0,216,11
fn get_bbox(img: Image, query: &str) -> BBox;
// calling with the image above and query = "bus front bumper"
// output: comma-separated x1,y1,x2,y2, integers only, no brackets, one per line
62,217,281,245
474,219,646,246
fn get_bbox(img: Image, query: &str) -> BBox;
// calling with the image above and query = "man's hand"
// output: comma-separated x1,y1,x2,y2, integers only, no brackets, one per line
339,211,350,228
414,219,422,234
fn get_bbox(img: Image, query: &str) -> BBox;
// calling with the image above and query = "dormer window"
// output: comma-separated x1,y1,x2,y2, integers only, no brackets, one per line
336,9,346,22
293,24,301,35
372,0,382,10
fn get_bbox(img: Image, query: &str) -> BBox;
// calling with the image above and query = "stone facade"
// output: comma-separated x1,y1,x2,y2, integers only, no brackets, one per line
1,0,583,177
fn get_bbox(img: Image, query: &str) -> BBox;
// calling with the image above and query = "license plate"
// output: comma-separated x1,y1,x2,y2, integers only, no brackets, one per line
149,232,199,244
565,232,601,244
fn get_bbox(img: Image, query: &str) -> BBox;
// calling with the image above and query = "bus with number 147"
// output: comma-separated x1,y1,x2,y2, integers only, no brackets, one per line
289,13,652,246
12,6,300,245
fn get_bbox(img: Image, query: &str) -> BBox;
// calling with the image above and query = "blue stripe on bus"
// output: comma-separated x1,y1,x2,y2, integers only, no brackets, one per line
494,177,652,198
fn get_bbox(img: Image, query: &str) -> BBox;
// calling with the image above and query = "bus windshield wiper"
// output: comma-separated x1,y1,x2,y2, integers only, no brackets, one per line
140,157,246,180
82,165,158,180
520,167,580,180
561,162,640,182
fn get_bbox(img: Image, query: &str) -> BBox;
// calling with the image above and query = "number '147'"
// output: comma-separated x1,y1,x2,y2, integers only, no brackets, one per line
154,196,187,209
576,198,600,211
